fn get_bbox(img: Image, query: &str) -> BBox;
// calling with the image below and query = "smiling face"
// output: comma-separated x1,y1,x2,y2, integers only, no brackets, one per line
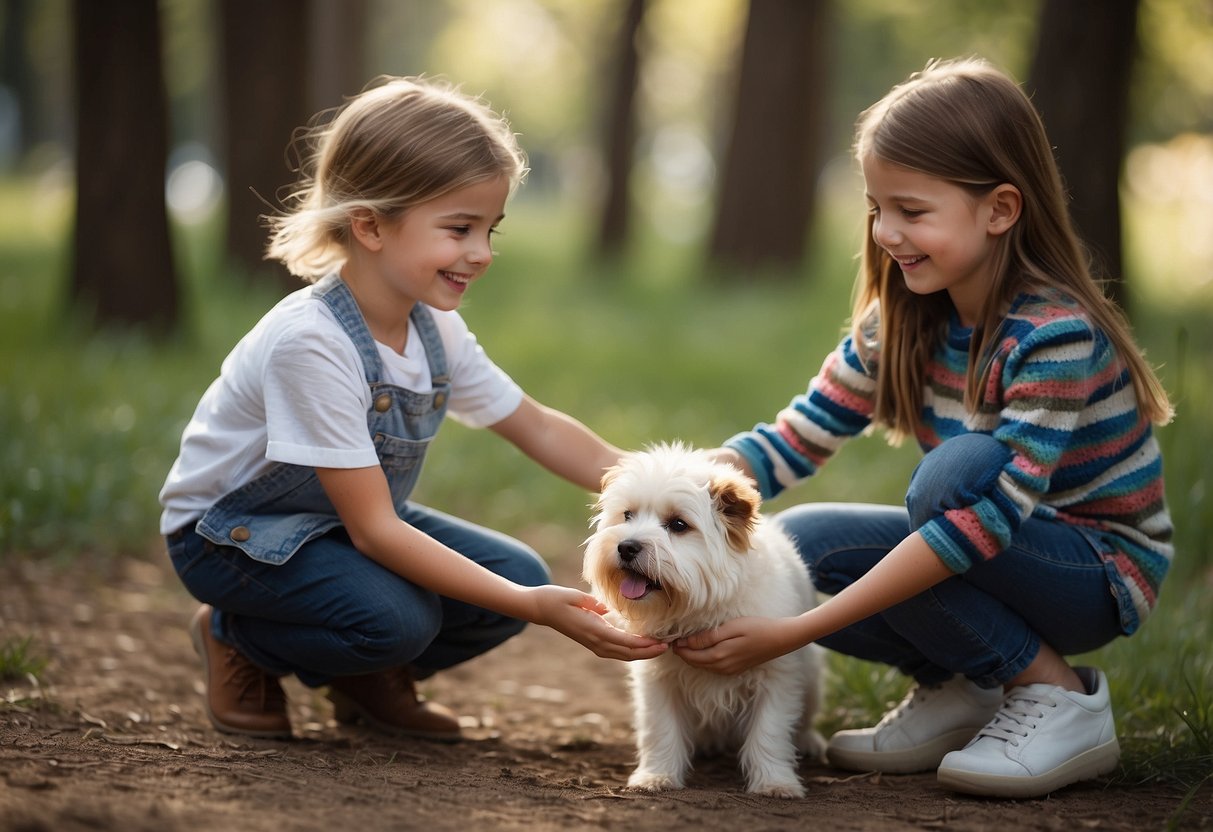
862,155,1012,326
337,176,511,350
354,176,510,315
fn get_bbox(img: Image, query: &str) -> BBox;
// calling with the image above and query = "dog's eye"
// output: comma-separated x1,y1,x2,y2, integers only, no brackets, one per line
665,518,691,534
622,510,634,521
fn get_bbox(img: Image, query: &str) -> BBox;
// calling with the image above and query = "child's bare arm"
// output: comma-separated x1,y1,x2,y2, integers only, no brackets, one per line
674,531,952,674
489,396,625,492
315,465,665,661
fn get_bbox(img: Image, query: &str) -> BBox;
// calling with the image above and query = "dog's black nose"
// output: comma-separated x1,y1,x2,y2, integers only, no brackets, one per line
617,539,643,562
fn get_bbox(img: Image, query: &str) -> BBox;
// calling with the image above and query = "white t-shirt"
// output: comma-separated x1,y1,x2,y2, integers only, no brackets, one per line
158,285,523,534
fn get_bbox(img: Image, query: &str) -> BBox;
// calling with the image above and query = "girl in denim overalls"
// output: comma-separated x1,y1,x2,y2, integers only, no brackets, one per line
160,77,667,741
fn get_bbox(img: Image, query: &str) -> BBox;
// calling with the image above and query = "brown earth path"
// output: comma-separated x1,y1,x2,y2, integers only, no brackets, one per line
2,553,1209,831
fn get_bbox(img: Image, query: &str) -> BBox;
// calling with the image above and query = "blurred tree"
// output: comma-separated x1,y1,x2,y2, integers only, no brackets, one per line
71,0,179,332
596,0,646,257
1028,0,1138,310
219,0,314,293
218,0,367,293
708,0,831,272
309,0,369,114
1,0,36,163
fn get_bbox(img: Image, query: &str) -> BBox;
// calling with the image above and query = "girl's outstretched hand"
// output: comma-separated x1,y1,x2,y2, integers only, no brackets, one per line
672,616,802,675
526,585,668,661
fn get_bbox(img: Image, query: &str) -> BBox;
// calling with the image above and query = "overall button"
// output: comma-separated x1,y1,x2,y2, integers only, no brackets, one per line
433,392,446,409
374,394,392,412
229,526,251,543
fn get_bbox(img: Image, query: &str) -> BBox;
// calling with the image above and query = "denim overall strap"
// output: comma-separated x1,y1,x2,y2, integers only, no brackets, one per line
311,274,386,384
194,276,451,565
312,274,450,392
317,277,452,511
408,294,449,390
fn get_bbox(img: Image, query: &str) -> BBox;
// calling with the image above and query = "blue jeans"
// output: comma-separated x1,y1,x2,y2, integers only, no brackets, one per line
775,434,1126,689
168,503,551,688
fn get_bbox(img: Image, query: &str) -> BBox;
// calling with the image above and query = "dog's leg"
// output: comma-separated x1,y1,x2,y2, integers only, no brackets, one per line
627,674,693,792
739,678,806,798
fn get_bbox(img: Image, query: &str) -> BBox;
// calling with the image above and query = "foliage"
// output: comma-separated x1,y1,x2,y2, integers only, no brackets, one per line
0,635,49,683
11,1,1212,232
0,183,278,558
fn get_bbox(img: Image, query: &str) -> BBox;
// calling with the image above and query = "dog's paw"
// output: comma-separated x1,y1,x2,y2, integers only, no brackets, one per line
747,778,806,799
626,770,684,792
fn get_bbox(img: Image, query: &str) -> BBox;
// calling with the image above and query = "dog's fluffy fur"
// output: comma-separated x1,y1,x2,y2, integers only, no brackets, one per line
584,443,825,798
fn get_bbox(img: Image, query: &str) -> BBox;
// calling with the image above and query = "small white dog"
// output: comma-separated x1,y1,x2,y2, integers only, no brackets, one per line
584,443,825,798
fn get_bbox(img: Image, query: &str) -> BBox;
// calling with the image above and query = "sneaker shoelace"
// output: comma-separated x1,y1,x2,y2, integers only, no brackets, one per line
975,689,1057,747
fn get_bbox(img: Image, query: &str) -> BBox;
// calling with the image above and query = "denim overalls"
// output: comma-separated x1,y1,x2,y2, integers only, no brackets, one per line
167,275,549,688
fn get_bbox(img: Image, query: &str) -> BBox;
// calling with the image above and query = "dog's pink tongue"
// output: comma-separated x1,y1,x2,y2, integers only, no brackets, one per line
620,574,650,600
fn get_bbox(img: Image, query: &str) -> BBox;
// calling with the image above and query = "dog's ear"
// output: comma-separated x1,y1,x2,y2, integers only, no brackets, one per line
599,463,621,495
592,464,624,520
708,471,760,552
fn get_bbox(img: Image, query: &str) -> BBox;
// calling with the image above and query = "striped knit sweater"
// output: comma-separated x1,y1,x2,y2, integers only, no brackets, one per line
725,290,1173,629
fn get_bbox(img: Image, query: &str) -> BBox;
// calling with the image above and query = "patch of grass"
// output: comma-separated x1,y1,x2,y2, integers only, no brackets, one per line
0,191,282,559
818,654,910,738
0,635,49,683
1092,586,1213,790
1117,665,1213,788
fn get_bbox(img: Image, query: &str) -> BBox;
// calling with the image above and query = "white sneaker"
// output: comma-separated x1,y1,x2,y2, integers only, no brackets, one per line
827,676,1003,774
937,667,1120,798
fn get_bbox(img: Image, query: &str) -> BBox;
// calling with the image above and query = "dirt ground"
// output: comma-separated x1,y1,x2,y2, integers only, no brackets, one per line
2,550,1209,832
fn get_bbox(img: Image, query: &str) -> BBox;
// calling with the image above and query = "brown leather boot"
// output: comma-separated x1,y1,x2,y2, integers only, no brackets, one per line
327,667,461,741
189,605,292,739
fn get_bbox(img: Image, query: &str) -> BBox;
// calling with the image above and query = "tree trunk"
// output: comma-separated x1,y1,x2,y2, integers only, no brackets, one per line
595,0,646,257
71,0,179,332
708,0,831,273
219,0,313,293
309,0,369,114
1,0,37,162
1027,0,1138,310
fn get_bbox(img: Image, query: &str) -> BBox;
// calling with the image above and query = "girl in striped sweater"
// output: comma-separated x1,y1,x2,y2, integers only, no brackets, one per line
674,58,1174,799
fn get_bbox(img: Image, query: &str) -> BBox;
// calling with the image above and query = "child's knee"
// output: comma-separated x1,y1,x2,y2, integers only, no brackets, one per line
352,593,444,666
500,546,551,588
906,434,1009,526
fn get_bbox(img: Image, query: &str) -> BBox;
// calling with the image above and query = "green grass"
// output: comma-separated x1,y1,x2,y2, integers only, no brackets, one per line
0,635,49,683
0,178,1210,796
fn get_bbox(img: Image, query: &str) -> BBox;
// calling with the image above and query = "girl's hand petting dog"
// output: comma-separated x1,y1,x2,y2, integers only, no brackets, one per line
674,616,806,675
525,585,669,662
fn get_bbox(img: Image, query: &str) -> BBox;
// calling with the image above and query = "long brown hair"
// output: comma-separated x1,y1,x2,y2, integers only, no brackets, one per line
850,58,1172,441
